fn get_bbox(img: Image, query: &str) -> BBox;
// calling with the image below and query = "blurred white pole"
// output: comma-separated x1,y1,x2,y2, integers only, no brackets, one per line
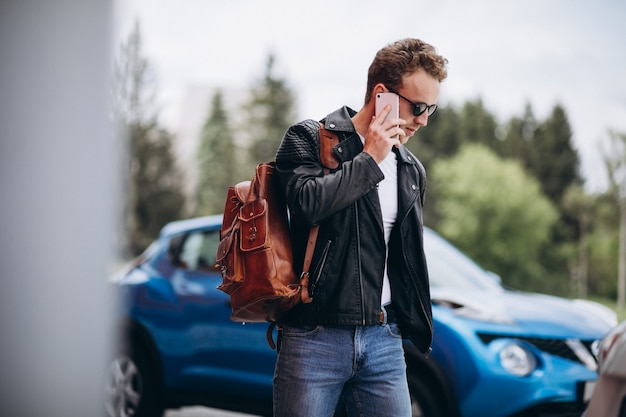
0,2,116,416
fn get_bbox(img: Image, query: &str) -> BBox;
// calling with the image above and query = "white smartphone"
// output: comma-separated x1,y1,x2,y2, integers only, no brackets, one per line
375,92,400,140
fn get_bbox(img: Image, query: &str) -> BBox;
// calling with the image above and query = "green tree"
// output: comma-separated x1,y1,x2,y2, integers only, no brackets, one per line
431,144,559,291
501,104,582,292
588,193,620,297
195,90,239,216
530,104,582,205
114,20,186,256
562,185,595,298
409,104,461,167
409,104,461,226
133,125,186,250
500,103,537,167
411,99,498,228
459,99,499,149
242,53,298,170
603,130,626,309
411,99,498,170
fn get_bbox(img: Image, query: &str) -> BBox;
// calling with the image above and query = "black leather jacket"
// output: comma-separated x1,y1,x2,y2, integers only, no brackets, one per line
275,106,433,353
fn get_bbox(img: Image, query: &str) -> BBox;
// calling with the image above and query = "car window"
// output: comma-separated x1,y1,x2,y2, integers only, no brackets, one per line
424,229,503,292
178,230,219,273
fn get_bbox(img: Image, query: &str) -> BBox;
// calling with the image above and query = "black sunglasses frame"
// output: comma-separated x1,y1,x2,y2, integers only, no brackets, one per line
387,88,437,117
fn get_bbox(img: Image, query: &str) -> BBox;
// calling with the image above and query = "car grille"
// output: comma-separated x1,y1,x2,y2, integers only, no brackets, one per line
477,333,598,366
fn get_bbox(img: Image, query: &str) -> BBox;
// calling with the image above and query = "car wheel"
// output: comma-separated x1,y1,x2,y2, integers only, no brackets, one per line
105,345,163,417
407,371,449,417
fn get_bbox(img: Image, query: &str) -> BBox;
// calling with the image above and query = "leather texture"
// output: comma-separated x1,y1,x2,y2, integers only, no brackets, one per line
275,106,433,354
216,163,303,322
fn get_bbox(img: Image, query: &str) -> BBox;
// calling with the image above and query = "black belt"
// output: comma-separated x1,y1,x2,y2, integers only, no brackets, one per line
379,303,397,324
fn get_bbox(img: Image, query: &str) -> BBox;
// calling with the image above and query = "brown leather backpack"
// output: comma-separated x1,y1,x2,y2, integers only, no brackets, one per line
215,124,339,325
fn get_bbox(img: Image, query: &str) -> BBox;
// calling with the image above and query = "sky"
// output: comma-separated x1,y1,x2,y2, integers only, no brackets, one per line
115,0,626,192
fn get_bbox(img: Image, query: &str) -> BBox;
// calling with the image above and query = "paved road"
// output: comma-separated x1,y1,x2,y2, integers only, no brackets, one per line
166,406,260,417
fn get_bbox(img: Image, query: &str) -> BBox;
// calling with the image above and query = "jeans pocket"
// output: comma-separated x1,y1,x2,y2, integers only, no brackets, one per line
282,324,322,338
385,322,403,339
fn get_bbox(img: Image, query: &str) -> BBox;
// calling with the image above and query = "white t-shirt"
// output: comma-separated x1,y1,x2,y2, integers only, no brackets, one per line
377,149,398,306
358,134,398,307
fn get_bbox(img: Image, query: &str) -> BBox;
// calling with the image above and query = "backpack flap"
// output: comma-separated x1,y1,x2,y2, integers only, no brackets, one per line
239,199,269,252
221,181,250,239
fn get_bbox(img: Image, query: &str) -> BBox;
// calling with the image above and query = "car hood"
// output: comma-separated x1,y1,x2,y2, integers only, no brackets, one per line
431,287,617,339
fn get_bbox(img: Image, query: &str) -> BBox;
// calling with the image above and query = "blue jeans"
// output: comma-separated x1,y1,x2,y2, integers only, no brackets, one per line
273,323,411,417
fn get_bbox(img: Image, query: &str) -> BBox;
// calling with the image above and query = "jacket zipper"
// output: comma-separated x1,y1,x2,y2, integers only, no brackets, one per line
310,240,331,297
355,204,366,325
399,197,434,339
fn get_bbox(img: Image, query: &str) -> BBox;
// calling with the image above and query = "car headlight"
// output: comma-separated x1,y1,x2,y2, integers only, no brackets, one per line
499,343,537,376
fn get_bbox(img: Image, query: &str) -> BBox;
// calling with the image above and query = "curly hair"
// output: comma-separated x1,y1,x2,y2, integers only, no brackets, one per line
365,38,448,104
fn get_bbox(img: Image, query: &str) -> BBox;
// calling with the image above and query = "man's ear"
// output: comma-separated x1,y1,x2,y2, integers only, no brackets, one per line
373,83,386,94
366,83,386,104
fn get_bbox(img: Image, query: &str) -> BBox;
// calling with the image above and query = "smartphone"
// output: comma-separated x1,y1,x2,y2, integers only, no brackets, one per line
375,92,400,140
375,92,399,122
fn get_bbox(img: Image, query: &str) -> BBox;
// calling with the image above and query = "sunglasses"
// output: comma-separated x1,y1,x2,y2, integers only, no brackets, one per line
387,88,437,116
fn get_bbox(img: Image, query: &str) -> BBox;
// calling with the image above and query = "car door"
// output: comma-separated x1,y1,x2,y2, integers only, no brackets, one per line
166,226,276,399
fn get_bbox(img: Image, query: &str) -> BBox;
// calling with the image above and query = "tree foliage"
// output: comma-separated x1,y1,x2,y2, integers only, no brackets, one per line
410,99,498,226
114,21,186,257
242,53,298,169
409,98,498,171
195,90,239,216
602,130,626,308
112,33,623,301
431,144,559,291
500,103,537,167
529,104,582,206
588,194,620,297
132,125,186,250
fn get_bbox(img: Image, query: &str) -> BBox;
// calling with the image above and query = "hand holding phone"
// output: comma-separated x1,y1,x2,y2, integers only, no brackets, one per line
375,92,400,140
363,91,404,163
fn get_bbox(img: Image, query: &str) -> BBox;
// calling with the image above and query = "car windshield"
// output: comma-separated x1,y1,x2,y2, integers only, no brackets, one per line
424,228,503,292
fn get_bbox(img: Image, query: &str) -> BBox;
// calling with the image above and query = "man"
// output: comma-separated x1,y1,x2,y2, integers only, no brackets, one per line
273,38,448,417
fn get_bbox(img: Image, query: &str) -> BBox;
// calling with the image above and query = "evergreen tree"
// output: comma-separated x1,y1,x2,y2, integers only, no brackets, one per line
530,104,582,205
409,104,461,170
410,99,498,169
459,99,499,149
242,53,297,169
529,105,582,284
411,99,498,228
500,103,537,167
114,20,186,257
133,125,186,250
195,90,239,216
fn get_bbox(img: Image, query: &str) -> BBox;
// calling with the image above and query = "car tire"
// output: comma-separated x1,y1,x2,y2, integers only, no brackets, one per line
403,342,460,417
408,371,447,417
105,343,164,417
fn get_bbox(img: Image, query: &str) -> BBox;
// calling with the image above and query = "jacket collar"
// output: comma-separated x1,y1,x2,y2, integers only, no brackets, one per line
322,106,418,167
323,106,357,133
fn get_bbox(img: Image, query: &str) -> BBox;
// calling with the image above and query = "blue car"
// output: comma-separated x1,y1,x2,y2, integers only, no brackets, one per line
107,215,616,417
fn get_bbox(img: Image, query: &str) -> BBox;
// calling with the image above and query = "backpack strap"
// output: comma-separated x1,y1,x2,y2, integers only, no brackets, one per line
299,123,339,304
268,123,340,349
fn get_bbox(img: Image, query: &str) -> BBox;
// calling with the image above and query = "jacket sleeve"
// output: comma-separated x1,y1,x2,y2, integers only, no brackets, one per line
275,120,385,227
